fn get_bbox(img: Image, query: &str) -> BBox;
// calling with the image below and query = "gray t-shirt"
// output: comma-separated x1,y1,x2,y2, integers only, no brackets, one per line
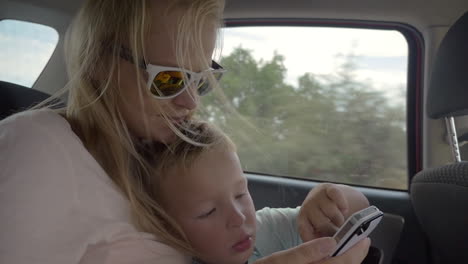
249,207,302,262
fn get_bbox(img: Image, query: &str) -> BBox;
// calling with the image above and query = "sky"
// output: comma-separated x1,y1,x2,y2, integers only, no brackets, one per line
219,26,408,105
0,20,58,87
0,21,407,106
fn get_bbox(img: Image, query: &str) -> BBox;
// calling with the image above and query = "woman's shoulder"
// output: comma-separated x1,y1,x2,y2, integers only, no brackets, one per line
0,108,71,135
0,109,154,263
0,108,87,192
0,108,82,151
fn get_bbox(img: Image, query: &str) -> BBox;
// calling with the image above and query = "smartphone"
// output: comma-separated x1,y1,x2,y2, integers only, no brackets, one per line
330,206,383,257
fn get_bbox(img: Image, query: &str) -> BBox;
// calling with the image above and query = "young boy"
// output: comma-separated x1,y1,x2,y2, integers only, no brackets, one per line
148,123,369,264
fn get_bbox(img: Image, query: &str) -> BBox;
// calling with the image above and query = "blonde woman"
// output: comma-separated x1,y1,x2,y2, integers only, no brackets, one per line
0,1,369,264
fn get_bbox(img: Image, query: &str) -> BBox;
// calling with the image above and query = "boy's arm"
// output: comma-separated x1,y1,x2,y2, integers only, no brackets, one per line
297,183,370,242
252,207,303,261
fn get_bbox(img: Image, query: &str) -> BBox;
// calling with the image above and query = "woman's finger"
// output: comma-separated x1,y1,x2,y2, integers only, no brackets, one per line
254,237,337,264
324,238,371,264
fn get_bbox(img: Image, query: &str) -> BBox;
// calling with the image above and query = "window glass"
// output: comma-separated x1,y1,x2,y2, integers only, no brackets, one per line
0,19,59,87
200,26,408,190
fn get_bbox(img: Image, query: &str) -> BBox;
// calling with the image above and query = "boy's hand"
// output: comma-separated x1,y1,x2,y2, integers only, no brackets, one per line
297,183,370,242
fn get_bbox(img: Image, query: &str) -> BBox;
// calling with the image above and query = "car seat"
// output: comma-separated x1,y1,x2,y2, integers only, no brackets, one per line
0,81,55,120
411,11,468,264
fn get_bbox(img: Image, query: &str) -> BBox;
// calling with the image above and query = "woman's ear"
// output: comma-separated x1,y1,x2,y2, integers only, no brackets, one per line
89,53,112,86
141,69,149,83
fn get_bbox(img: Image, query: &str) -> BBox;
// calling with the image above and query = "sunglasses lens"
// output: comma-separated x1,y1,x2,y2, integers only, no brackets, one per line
213,70,224,81
150,71,188,97
197,79,211,96
196,70,224,96
149,65,224,98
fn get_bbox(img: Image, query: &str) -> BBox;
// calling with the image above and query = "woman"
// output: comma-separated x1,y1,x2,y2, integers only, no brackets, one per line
0,0,370,263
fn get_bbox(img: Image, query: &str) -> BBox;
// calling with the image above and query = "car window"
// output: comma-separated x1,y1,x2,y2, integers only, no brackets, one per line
200,25,410,190
0,19,59,87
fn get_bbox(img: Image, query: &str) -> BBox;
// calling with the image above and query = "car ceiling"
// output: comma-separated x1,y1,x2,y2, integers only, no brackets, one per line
5,0,468,32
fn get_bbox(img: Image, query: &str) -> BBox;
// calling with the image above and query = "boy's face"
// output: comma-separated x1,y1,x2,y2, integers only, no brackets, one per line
160,147,256,264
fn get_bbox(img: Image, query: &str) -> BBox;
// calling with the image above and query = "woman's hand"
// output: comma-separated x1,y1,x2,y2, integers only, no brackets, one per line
253,237,370,264
298,183,370,242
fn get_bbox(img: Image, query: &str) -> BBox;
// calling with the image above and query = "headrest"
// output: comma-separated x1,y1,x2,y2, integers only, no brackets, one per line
427,11,468,119
0,81,51,120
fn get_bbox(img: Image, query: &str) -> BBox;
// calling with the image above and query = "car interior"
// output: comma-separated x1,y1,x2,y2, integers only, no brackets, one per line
2,0,468,263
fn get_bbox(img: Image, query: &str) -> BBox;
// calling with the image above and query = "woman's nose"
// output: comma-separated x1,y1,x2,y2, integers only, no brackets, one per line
172,86,199,111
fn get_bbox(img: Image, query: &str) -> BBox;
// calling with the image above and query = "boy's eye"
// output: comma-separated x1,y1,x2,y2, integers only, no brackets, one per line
235,193,247,199
197,208,216,219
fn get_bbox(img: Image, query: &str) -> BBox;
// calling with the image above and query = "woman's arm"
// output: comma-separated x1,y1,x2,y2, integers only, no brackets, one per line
253,236,370,264
0,112,87,264
79,238,190,264
1,111,190,264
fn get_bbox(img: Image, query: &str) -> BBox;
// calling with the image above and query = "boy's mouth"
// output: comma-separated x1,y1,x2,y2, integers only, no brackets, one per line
232,236,253,252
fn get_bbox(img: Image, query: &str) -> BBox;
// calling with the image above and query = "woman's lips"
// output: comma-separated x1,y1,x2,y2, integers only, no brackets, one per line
232,236,253,252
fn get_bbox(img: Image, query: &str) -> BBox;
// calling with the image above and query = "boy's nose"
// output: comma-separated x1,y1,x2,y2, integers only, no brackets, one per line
228,205,246,228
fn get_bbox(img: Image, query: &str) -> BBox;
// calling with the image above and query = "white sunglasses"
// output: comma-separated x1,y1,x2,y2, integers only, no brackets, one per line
119,46,225,99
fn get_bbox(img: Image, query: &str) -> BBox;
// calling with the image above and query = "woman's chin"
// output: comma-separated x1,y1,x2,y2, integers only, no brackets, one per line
160,133,178,144
149,128,177,144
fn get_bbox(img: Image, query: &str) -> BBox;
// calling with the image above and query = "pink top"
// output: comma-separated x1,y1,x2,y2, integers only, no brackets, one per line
0,110,190,264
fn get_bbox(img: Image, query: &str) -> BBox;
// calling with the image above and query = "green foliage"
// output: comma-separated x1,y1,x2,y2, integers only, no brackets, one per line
198,47,407,190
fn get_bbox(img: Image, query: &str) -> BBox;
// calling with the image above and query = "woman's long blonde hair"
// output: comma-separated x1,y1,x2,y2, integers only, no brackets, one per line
57,0,224,255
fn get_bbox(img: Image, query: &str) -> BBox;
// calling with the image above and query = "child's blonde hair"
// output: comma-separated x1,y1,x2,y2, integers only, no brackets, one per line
144,122,236,181
46,0,225,255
